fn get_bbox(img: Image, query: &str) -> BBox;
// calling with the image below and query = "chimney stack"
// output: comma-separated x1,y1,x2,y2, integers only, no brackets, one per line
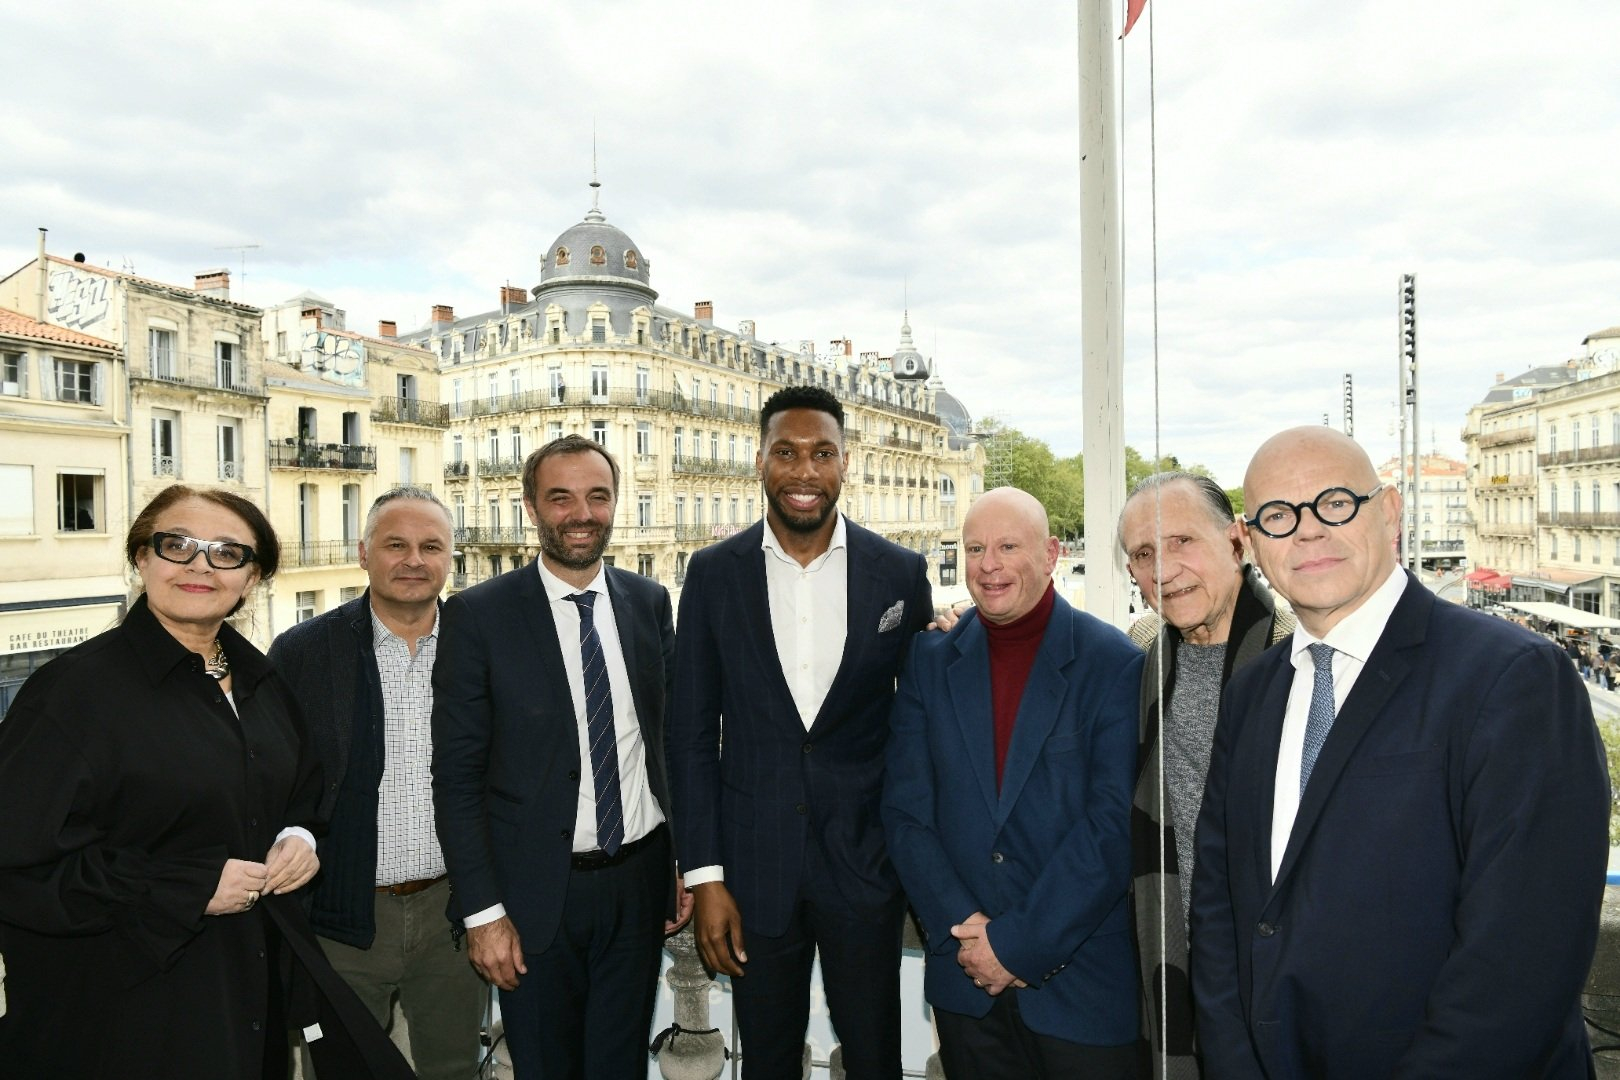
195,268,231,299
301,306,323,328
431,304,455,326
378,320,397,338
1495,372,1505,384
695,300,713,322
500,285,528,308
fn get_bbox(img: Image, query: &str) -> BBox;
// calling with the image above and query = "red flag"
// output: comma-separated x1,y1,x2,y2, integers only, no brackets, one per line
1123,0,1147,37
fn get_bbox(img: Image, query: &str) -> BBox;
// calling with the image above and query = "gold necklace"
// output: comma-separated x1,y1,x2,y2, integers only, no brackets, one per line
203,638,230,681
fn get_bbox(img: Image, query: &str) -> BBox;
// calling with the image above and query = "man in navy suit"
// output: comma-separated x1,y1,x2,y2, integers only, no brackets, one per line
668,385,933,1077
882,486,1143,1079
1192,426,1610,1079
432,435,691,1078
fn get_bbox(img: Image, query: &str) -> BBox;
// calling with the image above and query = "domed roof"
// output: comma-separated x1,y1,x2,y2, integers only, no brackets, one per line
891,311,929,381
538,183,651,291
934,386,973,437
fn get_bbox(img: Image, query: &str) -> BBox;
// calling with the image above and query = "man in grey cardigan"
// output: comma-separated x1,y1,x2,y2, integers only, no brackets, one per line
1118,473,1293,1080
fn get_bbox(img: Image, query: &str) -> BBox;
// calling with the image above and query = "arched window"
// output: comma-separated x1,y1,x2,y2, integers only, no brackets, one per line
590,245,606,265
554,247,570,266
624,250,639,270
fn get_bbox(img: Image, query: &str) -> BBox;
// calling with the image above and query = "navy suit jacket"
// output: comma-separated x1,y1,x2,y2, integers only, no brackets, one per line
666,517,932,936
430,562,676,952
1191,574,1609,1079
881,595,1143,1046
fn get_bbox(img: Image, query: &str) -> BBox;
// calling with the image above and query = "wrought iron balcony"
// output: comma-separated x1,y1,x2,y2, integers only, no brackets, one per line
282,539,360,569
268,439,377,472
372,396,449,428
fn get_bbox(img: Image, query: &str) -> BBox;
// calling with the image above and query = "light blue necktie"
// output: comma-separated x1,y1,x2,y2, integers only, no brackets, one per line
568,592,623,855
1300,643,1336,795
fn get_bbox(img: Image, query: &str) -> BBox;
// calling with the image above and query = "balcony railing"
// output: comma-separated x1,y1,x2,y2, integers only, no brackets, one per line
477,457,524,478
444,460,470,479
1478,521,1535,537
1476,427,1536,448
674,523,745,543
217,460,242,482
1539,446,1620,468
152,455,180,477
670,456,755,479
134,366,265,400
268,440,377,472
282,539,360,569
454,526,529,545
619,525,676,543
1538,511,1620,529
371,396,449,427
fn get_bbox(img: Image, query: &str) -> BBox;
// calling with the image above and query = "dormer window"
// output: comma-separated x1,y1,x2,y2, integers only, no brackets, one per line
555,247,570,267
590,245,607,265
624,250,639,270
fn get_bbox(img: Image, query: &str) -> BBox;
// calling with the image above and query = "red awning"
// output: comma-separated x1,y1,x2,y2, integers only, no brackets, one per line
1464,567,1500,583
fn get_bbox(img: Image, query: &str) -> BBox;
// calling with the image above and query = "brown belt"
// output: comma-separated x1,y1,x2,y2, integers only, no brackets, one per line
376,873,446,897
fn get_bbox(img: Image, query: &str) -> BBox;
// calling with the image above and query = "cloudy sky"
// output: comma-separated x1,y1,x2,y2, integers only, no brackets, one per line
5,0,1618,488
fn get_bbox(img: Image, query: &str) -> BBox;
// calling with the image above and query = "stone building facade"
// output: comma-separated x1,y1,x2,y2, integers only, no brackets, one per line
1462,325,1620,614
399,192,982,593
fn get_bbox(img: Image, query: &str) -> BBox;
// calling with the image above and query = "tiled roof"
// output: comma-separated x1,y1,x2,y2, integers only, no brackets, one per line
0,307,117,350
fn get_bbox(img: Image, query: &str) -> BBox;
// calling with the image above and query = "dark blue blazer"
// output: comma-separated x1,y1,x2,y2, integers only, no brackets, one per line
881,595,1143,1046
1191,574,1610,1079
666,517,932,936
267,591,396,947
430,562,676,951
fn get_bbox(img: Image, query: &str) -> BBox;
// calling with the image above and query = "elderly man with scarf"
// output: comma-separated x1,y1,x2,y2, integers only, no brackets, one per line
1118,472,1293,1080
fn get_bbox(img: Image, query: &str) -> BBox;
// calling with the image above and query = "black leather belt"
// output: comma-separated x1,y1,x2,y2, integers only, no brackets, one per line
570,824,664,871
376,873,446,897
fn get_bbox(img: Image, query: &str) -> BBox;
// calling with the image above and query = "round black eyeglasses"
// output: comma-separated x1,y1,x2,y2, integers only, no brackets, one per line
151,531,257,569
1243,485,1384,539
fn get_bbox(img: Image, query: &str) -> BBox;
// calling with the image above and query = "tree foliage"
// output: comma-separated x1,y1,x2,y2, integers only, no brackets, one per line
976,422,1221,538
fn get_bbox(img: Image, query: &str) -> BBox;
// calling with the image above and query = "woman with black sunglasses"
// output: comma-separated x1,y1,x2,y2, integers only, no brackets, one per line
0,484,411,1078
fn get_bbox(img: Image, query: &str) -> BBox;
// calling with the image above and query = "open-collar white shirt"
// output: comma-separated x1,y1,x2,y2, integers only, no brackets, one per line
1270,565,1406,881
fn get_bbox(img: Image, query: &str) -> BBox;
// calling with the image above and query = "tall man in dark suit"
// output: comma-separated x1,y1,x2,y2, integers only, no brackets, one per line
883,486,1142,1080
1192,426,1610,1079
269,486,485,1079
668,385,933,1077
432,435,691,1078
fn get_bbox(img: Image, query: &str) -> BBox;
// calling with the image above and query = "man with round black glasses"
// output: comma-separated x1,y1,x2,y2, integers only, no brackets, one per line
1190,426,1609,1079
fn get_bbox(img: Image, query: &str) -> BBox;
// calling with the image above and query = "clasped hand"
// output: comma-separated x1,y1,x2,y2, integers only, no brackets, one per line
951,911,1028,996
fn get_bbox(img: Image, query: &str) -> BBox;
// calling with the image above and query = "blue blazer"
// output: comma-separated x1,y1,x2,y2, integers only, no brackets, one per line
1191,574,1610,1079
881,595,1143,1046
666,517,932,936
430,562,676,951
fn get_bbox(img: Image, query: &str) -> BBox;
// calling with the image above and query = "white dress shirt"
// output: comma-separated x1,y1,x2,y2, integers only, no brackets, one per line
462,559,664,929
763,513,849,729
1270,565,1407,881
681,515,850,890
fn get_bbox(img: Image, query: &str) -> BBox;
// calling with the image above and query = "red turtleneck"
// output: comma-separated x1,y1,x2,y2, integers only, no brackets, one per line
983,581,1057,789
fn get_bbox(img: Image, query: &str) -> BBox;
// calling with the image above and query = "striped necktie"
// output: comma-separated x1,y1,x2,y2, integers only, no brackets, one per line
568,592,624,855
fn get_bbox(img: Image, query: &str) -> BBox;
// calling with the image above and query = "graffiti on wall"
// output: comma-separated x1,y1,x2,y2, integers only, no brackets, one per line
47,269,112,331
301,329,366,387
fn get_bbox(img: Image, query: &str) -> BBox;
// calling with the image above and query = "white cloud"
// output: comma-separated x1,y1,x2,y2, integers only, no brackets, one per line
3,0,1617,489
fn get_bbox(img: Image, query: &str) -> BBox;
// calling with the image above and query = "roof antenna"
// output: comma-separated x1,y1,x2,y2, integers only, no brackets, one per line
586,124,604,222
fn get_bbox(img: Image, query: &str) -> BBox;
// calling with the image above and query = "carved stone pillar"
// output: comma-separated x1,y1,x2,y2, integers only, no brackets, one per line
656,927,728,1080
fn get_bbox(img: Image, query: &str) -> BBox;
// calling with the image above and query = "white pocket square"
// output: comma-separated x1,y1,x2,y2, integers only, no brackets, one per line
878,600,905,633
